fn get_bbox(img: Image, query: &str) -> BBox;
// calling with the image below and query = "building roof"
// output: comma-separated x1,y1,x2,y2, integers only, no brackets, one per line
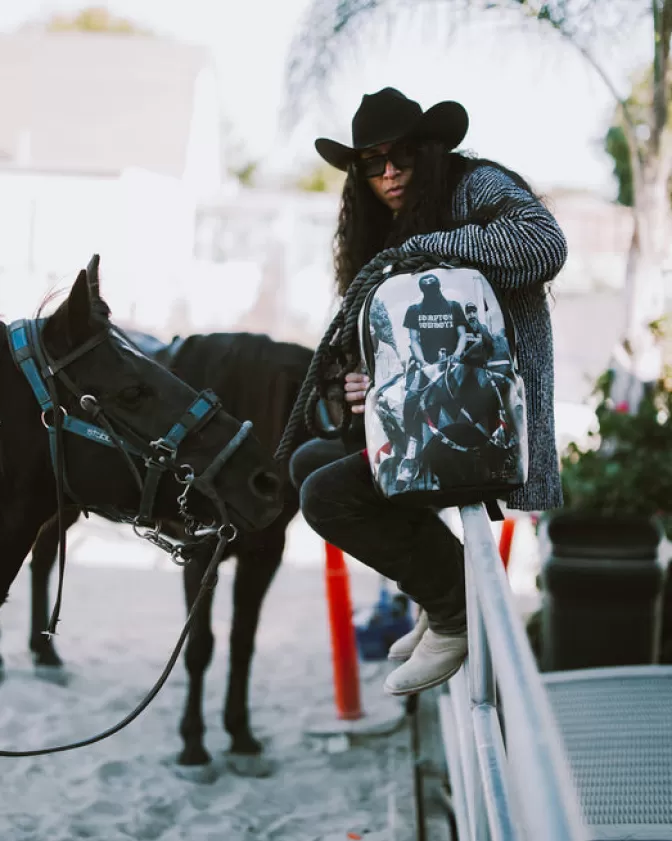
0,32,211,177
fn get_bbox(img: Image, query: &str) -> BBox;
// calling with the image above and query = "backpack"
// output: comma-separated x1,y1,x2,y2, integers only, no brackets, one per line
358,263,528,509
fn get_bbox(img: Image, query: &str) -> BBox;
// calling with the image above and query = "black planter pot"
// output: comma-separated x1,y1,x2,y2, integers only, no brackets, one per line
538,510,665,672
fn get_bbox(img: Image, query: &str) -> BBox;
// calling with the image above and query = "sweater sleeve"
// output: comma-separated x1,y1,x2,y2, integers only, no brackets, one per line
401,165,568,290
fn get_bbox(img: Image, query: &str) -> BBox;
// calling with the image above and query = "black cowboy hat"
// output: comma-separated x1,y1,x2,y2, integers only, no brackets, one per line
315,87,469,172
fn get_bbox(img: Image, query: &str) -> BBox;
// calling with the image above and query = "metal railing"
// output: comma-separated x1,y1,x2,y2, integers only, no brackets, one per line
437,504,589,841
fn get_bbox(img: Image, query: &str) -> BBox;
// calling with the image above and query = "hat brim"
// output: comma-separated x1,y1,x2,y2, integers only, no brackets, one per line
315,100,469,171
314,138,356,172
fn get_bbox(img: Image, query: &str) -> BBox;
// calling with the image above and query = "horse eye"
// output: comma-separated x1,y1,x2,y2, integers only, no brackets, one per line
117,384,152,406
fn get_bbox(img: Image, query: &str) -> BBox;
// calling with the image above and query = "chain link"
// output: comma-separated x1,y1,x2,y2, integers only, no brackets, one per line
131,469,235,568
177,484,198,537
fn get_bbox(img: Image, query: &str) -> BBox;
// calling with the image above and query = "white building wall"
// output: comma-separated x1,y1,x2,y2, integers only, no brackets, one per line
0,169,196,331
0,171,122,319
190,187,339,344
182,65,222,196
0,172,340,348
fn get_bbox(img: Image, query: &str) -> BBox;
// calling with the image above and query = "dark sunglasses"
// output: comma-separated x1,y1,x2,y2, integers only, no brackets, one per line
357,143,415,178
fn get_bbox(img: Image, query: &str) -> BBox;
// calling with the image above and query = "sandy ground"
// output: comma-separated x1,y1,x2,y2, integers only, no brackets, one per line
0,510,542,841
0,521,419,841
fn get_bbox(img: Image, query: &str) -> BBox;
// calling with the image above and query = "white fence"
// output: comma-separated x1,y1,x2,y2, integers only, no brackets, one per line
438,504,588,841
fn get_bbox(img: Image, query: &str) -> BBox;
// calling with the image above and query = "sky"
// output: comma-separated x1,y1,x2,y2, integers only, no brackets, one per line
0,0,653,195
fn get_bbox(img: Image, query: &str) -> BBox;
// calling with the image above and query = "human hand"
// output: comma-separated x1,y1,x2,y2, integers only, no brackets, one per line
344,371,370,414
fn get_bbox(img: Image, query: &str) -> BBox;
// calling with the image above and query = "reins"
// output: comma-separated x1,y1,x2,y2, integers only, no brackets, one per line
0,524,234,757
1,318,252,758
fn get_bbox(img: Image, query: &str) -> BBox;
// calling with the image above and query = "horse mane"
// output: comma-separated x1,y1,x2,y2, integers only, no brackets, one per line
170,332,313,464
36,288,64,319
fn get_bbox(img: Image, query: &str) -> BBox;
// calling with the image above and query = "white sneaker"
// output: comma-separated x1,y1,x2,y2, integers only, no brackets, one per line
387,609,429,662
384,628,468,696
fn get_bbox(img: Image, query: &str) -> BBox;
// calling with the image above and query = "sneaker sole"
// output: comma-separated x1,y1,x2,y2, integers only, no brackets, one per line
383,660,464,696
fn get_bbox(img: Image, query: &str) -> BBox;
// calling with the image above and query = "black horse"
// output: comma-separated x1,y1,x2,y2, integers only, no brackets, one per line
0,257,282,664
25,328,313,776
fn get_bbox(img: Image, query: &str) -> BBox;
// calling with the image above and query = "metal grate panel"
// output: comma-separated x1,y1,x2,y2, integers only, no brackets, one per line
543,666,672,839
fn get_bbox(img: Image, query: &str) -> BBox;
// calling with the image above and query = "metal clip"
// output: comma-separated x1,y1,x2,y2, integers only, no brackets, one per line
132,520,175,555
149,438,177,460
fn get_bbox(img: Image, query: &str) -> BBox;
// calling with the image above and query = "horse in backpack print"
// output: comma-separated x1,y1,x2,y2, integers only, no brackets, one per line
361,265,527,508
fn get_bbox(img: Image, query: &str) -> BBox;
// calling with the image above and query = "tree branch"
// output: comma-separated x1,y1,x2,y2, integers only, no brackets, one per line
652,0,668,148
283,0,656,188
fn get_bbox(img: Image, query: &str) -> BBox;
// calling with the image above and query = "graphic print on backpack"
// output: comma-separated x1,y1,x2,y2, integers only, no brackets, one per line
359,266,528,508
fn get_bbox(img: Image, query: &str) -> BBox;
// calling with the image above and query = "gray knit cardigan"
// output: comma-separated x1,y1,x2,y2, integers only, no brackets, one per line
401,164,567,511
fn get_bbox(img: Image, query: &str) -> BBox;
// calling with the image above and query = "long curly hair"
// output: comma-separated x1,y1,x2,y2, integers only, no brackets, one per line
333,143,540,297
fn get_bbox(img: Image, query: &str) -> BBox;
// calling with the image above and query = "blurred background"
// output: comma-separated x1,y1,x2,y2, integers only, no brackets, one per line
1,9,671,839
0,0,669,567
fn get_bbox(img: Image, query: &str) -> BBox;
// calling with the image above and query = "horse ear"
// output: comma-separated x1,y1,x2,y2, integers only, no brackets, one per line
66,269,94,345
42,270,95,353
86,254,101,299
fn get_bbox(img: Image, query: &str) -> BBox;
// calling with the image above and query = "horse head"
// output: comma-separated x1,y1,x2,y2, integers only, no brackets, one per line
32,255,283,533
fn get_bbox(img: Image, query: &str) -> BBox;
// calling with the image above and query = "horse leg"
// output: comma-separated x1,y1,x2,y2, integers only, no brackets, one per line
0,518,48,676
29,510,79,666
224,534,284,757
178,550,216,767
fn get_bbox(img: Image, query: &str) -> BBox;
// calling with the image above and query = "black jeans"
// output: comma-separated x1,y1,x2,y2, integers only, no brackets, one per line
289,438,467,634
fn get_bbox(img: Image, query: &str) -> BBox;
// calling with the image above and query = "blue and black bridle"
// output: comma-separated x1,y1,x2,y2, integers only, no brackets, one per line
8,317,253,529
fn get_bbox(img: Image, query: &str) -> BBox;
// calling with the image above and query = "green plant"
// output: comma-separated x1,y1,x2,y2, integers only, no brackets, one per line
560,366,672,536
44,6,150,34
295,162,346,193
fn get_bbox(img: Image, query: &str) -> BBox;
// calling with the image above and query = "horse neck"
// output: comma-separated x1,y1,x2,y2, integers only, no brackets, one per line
0,322,55,506
0,329,59,593
172,333,312,455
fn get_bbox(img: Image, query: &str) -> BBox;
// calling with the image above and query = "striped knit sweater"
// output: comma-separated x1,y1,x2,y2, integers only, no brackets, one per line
401,164,567,511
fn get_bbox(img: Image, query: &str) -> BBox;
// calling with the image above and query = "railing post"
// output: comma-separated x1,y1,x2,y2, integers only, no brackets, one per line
467,563,496,708
465,551,513,841
453,505,588,841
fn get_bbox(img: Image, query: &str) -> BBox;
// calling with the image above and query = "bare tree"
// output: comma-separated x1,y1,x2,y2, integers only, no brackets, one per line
285,0,672,395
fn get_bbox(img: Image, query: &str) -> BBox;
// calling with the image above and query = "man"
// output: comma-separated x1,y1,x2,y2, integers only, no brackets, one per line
461,301,494,366
395,275,469,489
403,274,469,365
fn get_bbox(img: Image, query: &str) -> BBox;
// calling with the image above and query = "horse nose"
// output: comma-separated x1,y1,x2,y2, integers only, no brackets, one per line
248,468,282,501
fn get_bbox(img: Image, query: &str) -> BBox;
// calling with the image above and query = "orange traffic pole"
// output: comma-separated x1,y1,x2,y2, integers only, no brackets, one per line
324,542,363,720
499,518,516,570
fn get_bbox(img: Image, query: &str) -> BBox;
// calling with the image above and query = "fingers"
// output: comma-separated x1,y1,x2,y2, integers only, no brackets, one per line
344,372,370,413
344,373,370,394
344,387,369,403
344,372,369,385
